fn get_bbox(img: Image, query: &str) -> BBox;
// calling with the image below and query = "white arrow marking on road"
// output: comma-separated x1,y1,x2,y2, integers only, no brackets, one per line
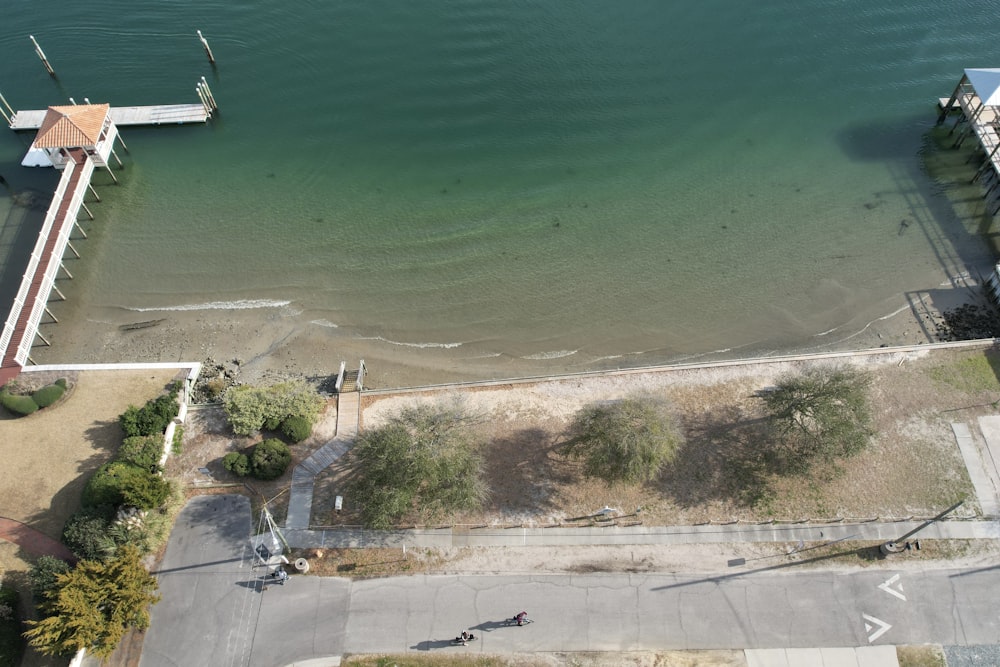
878,573,906,601
863,613,892,643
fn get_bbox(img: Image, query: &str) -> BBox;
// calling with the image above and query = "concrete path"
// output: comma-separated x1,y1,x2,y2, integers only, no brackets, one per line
285,518,1000,550
952,422,1000,517
0,516,77,562
745,646,897,666
285,392,359,530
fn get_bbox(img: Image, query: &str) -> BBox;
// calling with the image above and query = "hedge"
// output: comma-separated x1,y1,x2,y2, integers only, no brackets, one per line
0,392,38,416
117,435,164,472
31,384,65,408
83,462,172,510
250,439,291,480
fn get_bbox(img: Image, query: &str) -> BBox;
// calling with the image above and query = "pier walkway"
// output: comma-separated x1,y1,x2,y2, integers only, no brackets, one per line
8,103,210,130
0,149,92,384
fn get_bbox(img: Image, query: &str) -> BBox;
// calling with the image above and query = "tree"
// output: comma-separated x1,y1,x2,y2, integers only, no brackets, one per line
760,366,874,473
563,394,684,484
24,545,160,659
29,556,71,603
349,403,487,529
250,439,291,480
223,381,323,436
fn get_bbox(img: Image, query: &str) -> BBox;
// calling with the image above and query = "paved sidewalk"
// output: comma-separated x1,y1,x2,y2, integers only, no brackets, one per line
285,519,1000,549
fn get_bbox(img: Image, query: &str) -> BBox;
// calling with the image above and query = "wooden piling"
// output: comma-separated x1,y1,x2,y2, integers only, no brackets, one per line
66,241,80,259
0,90,12,125
52,284,66,301
195,86,210,114
104,165,118,184
44,307,58,324
88,184,101,202
197,30,216,64
78,205,93,224
29,35,56,76
59,263,72,279
200,77,218,110
36,331,51,347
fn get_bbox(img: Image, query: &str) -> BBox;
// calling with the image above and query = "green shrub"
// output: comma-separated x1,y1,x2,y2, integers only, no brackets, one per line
250,439,291,480
117,435,163,471
222,452,250,476
280,415,313,443
83,462,172,510
29,556,70,603
224,380,323,436
62,506,115,561
54,378,67,389
0,392,38,416
0,586,24,667
31,383,65,408
119,392,179,437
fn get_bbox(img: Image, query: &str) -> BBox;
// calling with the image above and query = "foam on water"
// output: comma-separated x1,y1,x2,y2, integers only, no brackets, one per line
125,299,292,312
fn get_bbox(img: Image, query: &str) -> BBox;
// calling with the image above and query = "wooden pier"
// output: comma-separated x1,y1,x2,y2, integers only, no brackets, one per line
0,150,94,384
938,69,1000,211
9,103,210,130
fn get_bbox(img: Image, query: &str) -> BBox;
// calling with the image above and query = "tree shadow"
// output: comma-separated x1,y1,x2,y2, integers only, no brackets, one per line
659,404,774,509
483,427,569,514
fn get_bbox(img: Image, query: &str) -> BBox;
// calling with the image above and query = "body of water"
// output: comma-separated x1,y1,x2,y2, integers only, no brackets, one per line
0,1,998,385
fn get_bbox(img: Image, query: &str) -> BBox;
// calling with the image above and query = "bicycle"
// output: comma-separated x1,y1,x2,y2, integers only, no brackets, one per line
503,614,532,626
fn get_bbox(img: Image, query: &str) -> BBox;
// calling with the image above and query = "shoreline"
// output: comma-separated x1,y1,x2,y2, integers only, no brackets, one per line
18,276,991,391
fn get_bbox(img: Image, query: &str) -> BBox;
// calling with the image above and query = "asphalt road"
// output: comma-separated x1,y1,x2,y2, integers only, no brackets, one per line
140,496,1000,666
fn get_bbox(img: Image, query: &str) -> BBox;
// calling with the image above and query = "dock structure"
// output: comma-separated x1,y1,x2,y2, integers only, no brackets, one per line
938,69,1000,213
9,103,210,130
0,149,94,384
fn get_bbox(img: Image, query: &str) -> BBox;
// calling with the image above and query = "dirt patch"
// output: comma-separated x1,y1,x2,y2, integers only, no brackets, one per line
0,368,183,539
314,347,995,528
165,398,339,523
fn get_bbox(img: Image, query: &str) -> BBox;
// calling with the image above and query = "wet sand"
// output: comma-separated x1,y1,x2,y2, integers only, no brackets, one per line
22,278,984,390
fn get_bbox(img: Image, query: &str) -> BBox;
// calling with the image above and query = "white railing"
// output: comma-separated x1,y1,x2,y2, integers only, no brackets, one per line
14,158,94,365
0,159,78,363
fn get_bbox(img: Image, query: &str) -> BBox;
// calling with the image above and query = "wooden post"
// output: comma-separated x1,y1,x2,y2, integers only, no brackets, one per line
44,307,58,323
0,90,14,120
111,148,123,168
197,30,216,64
68,97,76,106
36,331,51,347
29,35,56,76
66,241,80,259
200,77,218,110
196,86,210,114
77,208,93,225
937,75,966,125
104,164,118,184
88,184,101,202
116,132,129,153
52,284,65,300
59,263,73,279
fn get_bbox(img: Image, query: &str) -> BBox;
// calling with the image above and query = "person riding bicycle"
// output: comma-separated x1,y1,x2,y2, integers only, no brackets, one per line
515,611,527,626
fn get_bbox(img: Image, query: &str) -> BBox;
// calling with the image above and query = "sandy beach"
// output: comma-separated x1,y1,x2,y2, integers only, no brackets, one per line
22,275,986,391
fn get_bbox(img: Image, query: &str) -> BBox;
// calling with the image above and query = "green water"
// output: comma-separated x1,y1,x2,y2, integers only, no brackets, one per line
1,1,999,382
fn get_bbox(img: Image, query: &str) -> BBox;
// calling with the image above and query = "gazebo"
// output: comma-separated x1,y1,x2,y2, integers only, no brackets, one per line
24,104,125,180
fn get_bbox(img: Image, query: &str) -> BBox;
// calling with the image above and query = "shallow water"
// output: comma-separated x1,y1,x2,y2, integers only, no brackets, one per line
0,1,998,383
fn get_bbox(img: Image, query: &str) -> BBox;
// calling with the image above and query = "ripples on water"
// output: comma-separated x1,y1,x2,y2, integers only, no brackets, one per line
1,1,999,376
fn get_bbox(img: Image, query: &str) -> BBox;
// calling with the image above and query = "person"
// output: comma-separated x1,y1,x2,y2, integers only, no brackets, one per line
271,569,288,585
515,611,527,626
460,631,469,642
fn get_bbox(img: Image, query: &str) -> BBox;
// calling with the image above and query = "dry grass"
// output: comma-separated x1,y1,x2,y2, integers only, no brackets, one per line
341,650,744,667
896,644,947,667
311,348,997,528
